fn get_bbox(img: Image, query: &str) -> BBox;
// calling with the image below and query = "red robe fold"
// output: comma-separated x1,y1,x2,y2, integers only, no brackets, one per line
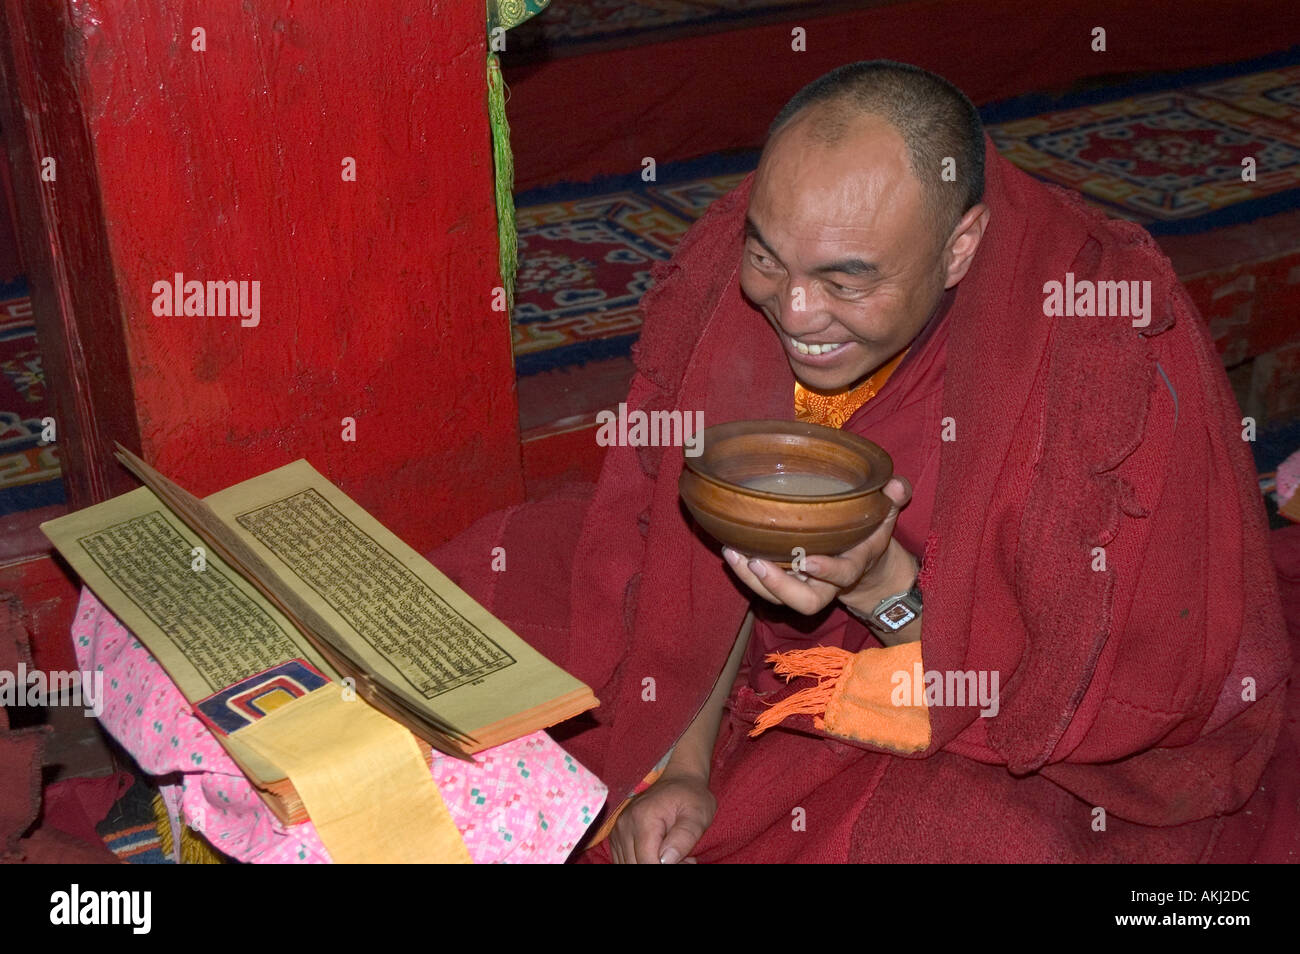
433,137,1296,863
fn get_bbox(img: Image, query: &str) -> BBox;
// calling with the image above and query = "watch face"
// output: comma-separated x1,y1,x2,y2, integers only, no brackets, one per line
878,602,916,631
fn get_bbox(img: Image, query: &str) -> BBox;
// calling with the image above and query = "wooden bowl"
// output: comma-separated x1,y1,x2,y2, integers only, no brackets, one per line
679,420,893,563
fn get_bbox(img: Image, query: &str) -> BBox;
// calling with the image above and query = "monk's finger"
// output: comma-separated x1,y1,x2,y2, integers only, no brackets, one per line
658,814,708,864
745,557,838,614
797,550,869,589
803,476,911,580
802,526,893,583
632,810,671,864
863,477,911,548
802,533,890,587
722,547,783,604
863,479,909,545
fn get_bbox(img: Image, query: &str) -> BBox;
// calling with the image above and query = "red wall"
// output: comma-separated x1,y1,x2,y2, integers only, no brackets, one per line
71,1,522,550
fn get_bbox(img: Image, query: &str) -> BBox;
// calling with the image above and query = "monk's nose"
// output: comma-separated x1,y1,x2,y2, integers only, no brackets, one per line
775,280,829,334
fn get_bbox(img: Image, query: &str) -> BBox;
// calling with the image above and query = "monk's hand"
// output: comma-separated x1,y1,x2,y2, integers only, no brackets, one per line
609,768,716,864
721,475,914,616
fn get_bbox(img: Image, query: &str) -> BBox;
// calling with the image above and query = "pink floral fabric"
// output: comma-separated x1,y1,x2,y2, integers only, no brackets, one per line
72,587,605,863
1278,447,1300,512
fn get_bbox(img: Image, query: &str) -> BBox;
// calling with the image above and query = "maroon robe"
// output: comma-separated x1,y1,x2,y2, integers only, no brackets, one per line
433,137,1296,863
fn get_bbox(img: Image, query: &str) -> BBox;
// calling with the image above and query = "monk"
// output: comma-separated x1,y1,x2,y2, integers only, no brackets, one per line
433,61,1296,863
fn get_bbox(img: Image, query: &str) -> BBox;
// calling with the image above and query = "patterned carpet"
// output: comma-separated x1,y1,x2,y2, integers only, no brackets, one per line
989,65,1300,230
512,159,752,375
0,280,62,518
512,57,1300,374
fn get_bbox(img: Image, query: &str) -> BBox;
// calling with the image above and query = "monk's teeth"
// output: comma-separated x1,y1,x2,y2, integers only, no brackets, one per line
789,336,845,356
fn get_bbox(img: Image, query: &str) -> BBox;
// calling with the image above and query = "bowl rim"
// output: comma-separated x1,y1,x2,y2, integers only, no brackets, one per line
682,419,893,503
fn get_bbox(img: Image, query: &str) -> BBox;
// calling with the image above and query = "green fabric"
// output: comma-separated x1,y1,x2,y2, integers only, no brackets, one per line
487,53,516,316
485,1,547,320
488,0,549,31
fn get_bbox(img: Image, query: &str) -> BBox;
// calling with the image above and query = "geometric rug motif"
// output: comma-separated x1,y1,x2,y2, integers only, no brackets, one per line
1196,65,1300,129
512,172,747,374
988,66,1300,226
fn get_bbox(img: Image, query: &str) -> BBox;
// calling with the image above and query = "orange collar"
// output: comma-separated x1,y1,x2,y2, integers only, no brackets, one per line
793,348,909,428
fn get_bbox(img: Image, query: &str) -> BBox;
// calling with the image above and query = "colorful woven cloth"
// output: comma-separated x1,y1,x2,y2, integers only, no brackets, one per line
0,282,63,517
72,587,606,863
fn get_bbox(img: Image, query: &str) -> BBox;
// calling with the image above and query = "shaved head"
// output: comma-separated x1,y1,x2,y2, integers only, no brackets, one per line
769,61,985,240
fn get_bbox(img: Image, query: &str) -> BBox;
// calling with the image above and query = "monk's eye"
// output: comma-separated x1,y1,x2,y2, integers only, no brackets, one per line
747,248,780,272
828,281,867,298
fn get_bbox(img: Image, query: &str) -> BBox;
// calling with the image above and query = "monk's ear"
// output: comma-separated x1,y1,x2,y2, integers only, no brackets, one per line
942,202,990,289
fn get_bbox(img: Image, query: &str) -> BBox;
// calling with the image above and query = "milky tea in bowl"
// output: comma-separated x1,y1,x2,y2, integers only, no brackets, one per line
678,420,893,563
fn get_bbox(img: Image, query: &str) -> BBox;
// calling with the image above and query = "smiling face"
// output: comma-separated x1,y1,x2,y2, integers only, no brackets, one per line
742,110,963,391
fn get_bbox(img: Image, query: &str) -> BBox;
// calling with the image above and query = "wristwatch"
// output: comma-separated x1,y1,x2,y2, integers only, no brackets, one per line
847,556,923,636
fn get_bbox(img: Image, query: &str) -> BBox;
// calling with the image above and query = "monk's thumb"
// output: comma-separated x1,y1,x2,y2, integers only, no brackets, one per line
883,476,912,512
658,817,706,864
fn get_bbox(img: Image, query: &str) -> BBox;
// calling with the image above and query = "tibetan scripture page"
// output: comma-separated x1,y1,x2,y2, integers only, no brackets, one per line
41,488,337,702
202,460,588,739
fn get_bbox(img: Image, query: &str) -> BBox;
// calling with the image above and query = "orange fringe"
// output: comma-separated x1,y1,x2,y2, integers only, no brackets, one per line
750,646,854,737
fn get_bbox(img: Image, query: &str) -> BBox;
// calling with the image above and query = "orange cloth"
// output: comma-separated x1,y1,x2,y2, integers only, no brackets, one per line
752,643,930,753
793,348,909,428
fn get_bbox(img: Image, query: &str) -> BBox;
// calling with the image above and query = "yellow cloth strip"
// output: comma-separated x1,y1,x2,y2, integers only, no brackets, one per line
151,793,226,864
236,686,471,864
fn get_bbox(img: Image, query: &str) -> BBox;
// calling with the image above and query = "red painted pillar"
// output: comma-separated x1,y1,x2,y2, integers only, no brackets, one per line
2,0,522,553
